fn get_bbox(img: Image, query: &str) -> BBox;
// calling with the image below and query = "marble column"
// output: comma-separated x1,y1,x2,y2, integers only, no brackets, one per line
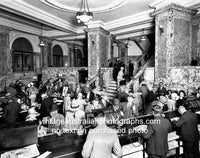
0,26,12,90
86,27,110,80
107,35,116,63
152,4,197,81
0,26,12,76
118,42,128,73
40,36,53,67
192,14,200,59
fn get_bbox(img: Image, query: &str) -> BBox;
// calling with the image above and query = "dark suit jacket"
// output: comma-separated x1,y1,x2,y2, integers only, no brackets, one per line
172,111,200,142
40,97,53,118
148,90,157,103
99,100,112,108
3,101,21,124
86,91,95,103
157,87,166,96
141,116,172,156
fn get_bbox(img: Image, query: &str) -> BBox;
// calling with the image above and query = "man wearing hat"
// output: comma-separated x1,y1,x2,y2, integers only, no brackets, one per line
171,104,200,158
139,101,172,158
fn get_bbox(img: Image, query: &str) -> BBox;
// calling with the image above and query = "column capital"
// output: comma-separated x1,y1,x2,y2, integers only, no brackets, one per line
39,36,53,43
85,27,110,36
151,3,197,17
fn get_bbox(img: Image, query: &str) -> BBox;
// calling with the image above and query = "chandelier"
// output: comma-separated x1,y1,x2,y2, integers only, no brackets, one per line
76,0,93,23
140,29,147,41
39,24,45,47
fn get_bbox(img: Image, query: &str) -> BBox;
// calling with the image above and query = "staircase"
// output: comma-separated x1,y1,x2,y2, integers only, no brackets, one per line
103,80,118,101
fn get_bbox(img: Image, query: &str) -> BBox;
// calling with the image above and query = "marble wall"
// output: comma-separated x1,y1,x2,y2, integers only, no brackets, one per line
100,68,113,89
153,4,196,81
192,14,200,59
87,28,109,80
42,67,88,87
166,67,200,93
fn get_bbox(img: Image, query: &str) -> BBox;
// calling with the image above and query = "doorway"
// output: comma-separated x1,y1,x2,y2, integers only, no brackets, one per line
78,69,88,83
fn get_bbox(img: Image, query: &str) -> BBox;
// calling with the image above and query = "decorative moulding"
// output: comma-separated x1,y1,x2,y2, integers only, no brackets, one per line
40,0,129,13
2,0,78,33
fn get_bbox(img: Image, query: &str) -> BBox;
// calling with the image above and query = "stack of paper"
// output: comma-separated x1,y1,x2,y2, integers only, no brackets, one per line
122,142,143,155
168,131,179,141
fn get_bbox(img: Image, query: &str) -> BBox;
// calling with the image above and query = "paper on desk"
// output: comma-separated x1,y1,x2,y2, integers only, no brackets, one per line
1,144,39,158
37,151,52,158
171,117,180,121
195,111,200,114
134,125,148,132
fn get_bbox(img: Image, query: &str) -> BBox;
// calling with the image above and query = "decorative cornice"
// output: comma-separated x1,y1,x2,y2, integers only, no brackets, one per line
104,10,154,30
116,29,154,40
150,0,200,10
0,16,41,35
0,0,78,33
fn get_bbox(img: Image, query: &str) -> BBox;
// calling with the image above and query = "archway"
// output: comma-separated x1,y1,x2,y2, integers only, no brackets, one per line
53,44,63,67
12,37,33,72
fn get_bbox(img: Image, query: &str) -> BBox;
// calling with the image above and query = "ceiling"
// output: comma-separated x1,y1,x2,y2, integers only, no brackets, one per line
0,0,199,42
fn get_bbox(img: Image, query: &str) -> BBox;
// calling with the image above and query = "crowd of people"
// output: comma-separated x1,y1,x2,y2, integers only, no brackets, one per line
0,69,200,158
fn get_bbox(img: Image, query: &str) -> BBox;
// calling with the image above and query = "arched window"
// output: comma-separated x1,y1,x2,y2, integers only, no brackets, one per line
12,37,33,72
74,48,82,67
53,44,63,67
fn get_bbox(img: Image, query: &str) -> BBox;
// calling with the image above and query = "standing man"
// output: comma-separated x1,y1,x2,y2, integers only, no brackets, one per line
157,81,166,96
128,60,134,77
82,110,122,158
138,82,150,114
171,105,200,158
139,102,172,158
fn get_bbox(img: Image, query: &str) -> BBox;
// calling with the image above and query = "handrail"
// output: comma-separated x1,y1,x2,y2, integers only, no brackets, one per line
87,69,100,88
133,45,154,77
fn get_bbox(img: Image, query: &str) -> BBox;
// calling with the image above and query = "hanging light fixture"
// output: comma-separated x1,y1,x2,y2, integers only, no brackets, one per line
76,0,93,23
140,29,147,41
39,24,45,47
74,36,79,50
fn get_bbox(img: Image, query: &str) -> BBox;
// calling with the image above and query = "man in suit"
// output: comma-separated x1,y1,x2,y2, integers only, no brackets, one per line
2,95,21,126
128,60,134,77
171,105,200,158
157,81,166,96
138,82,150,113
140,101,172,158
85,86,95,103
39,93,53,119
82,110,122,158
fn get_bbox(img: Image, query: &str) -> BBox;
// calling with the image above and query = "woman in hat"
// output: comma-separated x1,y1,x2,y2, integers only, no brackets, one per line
177,90,187,107
167,92,179,111
117,67,125,87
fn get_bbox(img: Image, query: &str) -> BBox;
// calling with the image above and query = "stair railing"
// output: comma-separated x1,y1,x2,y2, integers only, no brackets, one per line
87,69,100,89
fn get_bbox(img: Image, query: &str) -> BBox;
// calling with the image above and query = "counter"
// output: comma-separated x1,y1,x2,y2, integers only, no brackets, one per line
37,110,182,158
